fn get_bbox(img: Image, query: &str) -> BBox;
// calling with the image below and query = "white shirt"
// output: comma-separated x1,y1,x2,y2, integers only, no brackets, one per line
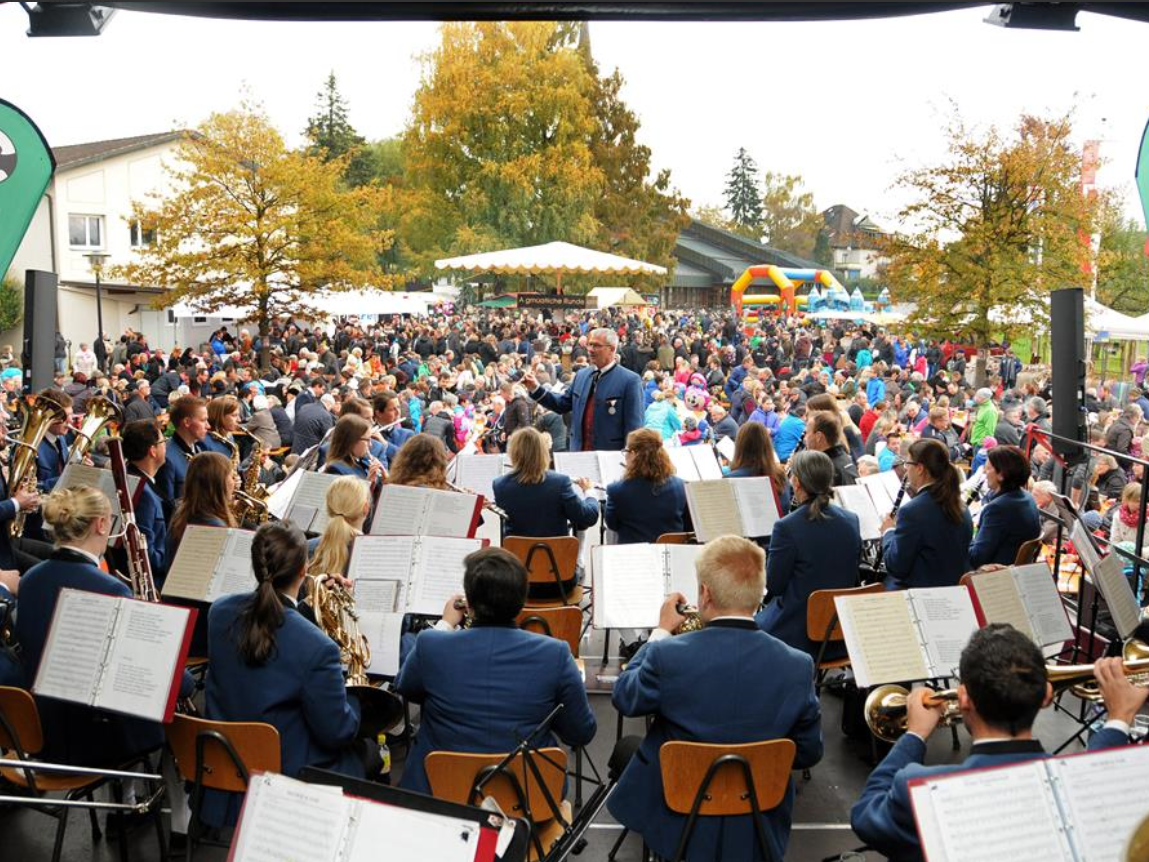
648,614,753,643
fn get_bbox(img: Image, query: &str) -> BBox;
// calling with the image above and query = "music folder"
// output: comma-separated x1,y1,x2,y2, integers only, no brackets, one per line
450,453,511,501
229,770,510,862
685,477,782,543
161,525,256,604
1069,515,1142,640
833,484,884,541
33,588,195,723
834,586,979,688
57,463,141,535
281,471,342,534
665,446,724,482
369,484,484,538
552,450,626,500
964,562,1074,649
591,543,704,629
909,744,1149,862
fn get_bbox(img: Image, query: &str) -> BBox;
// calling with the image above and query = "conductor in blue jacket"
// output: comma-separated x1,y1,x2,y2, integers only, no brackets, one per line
524,327,643,451
610,536,823,862
969,445,1042,568
881,439,973,590
852,624,1140,862
395,547,596,794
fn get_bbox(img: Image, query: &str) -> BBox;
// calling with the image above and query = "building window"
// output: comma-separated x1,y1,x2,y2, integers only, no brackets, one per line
130,220,156,248
68,214,103,248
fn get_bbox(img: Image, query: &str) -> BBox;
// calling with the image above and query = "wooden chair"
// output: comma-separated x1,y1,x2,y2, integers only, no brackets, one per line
426,748,570,861
516,606,583,657
165,715,281,862
0,686,162,862
1013,537,1044,566
806,583,885,690
504,536,582,608
655,532,696,545
659,739,796,862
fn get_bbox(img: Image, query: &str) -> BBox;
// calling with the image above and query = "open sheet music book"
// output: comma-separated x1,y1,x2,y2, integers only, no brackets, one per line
685,478,782,543
161,526,256,603
858,470,903,515
348,535,486,676
33,588,195,722
965,563,1073,648
265,468,304,521
833,484,885,541
591,543,704,629
1068,514,1142,639
909,745,1149,862
450,454,511,502
57,463,141,535
553,451,627,500
835,587,979,687
230,772,494,862
280,471,342,534
665,446,724,482
368,484,483,538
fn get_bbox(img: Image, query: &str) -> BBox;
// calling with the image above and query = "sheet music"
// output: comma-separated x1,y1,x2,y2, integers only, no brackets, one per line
665,545,703,597
453,454,506,501
161,525,229,602
287,472,341,534
266,468,305,521
408,537,480,614
352,578,402,614
593,545,664,629
912,587,979,679
344,796,482,862
231,773,348,862
834,484,883,541
369,485,430,536
667,447,702,482
685,481,742,543
731,477,781,538
910,761,1074,862
358,611,405,677
1092,552,1142,640
423,490,480,538
859,470,901,514
835,592,929,687
100,600,189,721
554,451,603,486
970,569,1034,641
207,530,257,602
34,589,117,703
597,452,627,488
691,447,724,481
57,464,141,531
347,535,418,585
1053,745,1149,862
1070,521,1101,574
715,436,736,462
1012,563,1073,647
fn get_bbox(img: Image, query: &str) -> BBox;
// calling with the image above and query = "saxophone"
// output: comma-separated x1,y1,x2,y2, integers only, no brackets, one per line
207,430,269,526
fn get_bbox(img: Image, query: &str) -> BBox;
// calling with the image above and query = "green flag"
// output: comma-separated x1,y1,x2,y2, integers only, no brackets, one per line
0,99,54,281
1138,115,1149,234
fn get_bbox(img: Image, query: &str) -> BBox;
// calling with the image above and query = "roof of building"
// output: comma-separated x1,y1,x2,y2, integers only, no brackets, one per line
52,131,184,171
822,203,888,248
671,219,825,289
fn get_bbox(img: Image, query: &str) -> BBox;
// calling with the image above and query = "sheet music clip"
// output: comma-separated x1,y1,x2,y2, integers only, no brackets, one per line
479,797,516,857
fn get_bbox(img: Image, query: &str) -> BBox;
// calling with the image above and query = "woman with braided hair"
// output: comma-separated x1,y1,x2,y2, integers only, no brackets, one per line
203,521,375,827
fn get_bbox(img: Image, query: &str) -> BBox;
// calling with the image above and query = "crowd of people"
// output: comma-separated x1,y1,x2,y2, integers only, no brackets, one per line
0,301,1147,861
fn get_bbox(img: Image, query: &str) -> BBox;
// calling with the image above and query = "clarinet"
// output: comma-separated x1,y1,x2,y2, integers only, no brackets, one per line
890,477,909,518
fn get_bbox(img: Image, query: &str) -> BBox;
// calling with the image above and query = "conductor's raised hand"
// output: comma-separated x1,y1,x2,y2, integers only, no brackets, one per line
659,592,688,634
521,370,539,393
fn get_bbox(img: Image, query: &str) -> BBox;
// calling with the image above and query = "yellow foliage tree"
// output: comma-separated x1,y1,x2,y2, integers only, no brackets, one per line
116,103,393,367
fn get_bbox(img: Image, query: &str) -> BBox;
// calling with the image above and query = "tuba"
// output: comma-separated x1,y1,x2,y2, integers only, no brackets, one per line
68,396,123,465
8,392,68,539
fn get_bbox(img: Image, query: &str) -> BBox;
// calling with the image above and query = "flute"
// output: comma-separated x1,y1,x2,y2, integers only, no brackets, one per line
446,480,509,519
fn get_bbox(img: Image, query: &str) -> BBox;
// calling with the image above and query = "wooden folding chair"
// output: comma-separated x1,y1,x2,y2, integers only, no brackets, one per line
165,714,280,862
0,686,163,862
655,532,696,545
806,583,884,691
504,536,582,608
516,606,583,657
1013,537,1044,566
659,739,796,862
426,748,570,861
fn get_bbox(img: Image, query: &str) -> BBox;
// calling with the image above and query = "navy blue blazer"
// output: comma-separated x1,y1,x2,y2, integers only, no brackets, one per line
204,592,363,825
127,465,168,586
969,488,1041,568
851,729,1129,862
155,434,201,516
35,434,69,491
323,458,370,480
532,363,643,451
15,549,191,766
609,620,823,862
0,584,18,687
492,470,599,539
0,463,21,569
755,503,861,658
199,433,234,457
394,624,596,794
604,476,687,545
882,490,973,591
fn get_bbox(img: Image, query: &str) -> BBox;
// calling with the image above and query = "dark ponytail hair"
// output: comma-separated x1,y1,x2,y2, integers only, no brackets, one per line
235,521,309,666
789,450,835,521
910,438,964,524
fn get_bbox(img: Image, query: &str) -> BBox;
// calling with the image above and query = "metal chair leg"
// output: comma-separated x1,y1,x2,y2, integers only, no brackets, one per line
607,827,629,861
86,789,102,841
50,807,71,862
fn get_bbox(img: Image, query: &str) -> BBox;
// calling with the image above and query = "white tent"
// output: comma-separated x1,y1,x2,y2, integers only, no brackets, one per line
435,241,666,292
587,287,647,309
1085,298,1149,340
170,289,445,321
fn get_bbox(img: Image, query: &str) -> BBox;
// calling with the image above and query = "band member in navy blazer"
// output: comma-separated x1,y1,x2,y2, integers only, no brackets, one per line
852,625,1140,862
394,547,596,794
756,451,862,659
969,445,1042,568
880,438,973,590
15,485,193,767
605,429,688,544
204,522,368,827
321,414,385,486
725,420,791,513
0,410,47,572
155,395,209,518
610,536,823,862
524,327,643,451
121,420,170,585
0,571,21,686
492,427,599,539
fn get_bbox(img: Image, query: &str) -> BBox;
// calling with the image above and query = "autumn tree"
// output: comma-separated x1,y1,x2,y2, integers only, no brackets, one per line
884,111,1097,384
761,171,822,259
724,148,763,237
117,103,392,368
1095,198,1149,314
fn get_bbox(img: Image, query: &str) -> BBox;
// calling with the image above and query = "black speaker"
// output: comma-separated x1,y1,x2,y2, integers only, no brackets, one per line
22,269,58,395
1050,288,1087,463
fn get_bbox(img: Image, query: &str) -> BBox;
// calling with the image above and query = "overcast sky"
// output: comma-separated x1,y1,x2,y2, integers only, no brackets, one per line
3,4,1147,228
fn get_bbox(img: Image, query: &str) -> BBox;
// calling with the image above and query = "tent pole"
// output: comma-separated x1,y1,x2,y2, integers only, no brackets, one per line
556,271,563,296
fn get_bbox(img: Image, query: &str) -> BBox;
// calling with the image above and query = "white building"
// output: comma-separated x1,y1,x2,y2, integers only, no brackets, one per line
821,204,890,282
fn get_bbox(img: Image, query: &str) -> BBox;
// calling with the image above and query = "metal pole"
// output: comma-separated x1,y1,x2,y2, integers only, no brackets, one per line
95,268,105,355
